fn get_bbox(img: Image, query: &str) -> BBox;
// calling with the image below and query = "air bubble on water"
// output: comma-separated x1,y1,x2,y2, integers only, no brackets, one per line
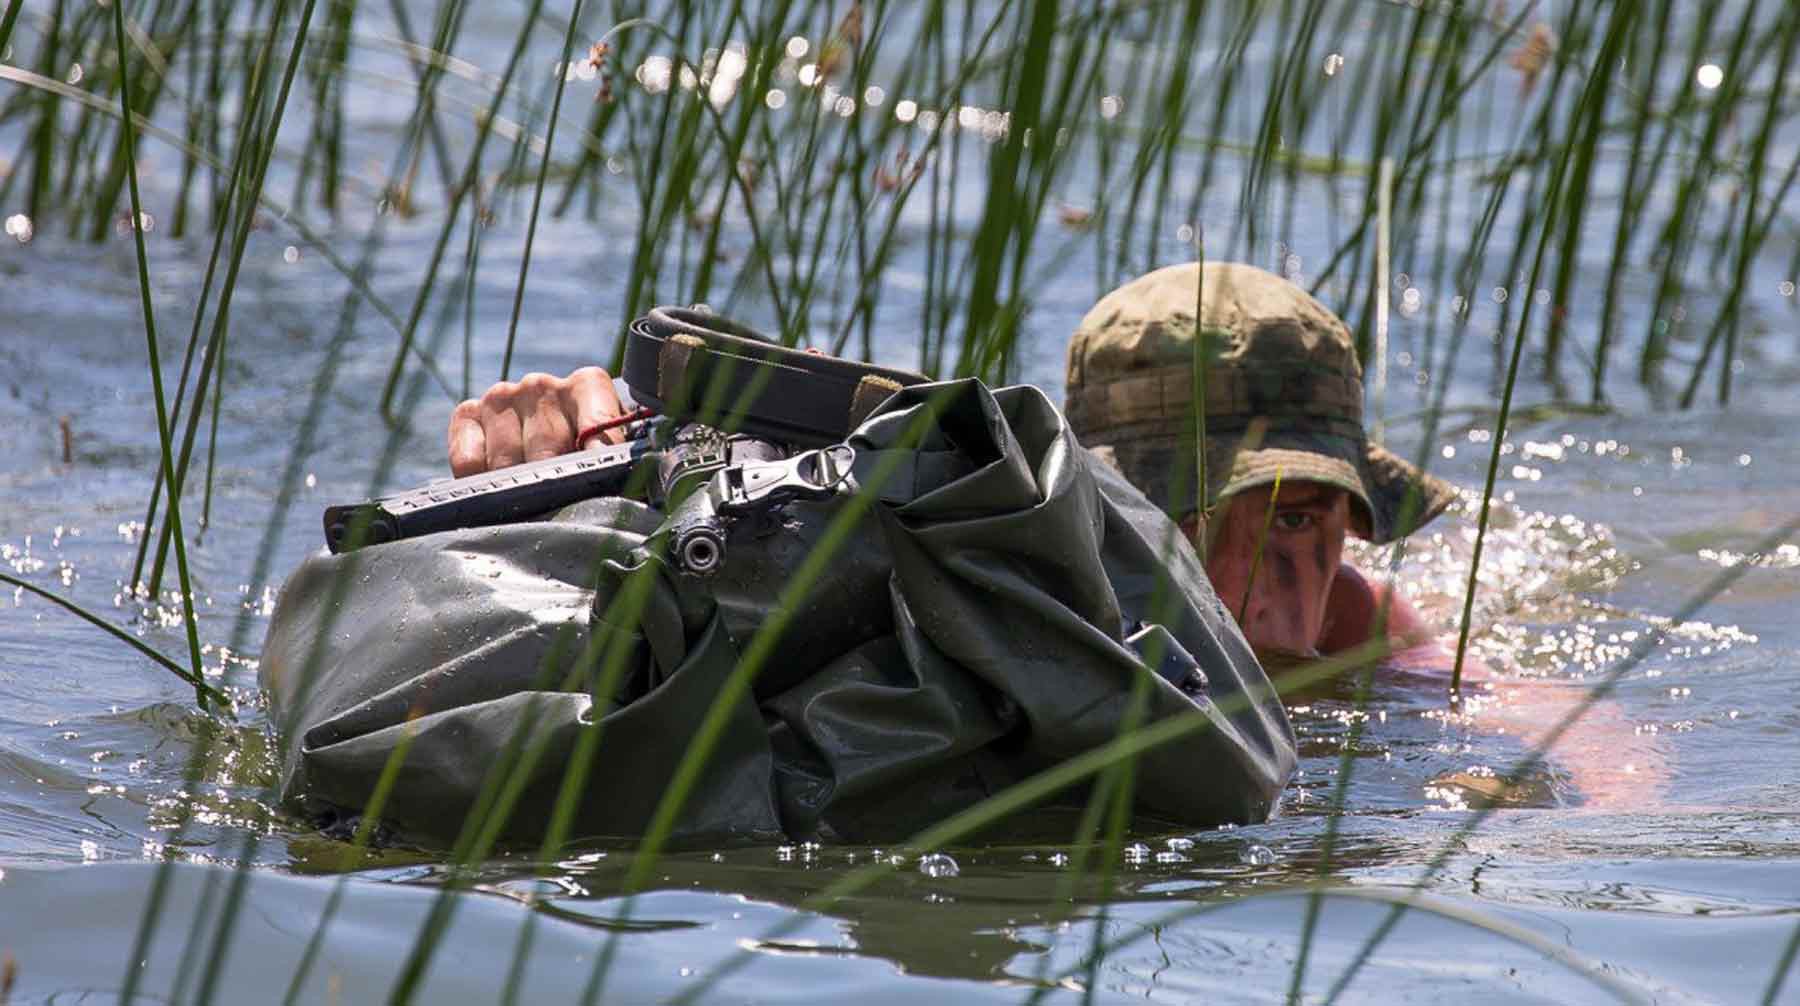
917,852,959,878
1048,852,1070,867
1165,837,1195,852
1239,844,1276,866
1155,851,1189,864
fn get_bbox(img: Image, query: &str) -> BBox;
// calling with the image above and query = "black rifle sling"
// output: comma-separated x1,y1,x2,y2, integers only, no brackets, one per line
623,307,928,446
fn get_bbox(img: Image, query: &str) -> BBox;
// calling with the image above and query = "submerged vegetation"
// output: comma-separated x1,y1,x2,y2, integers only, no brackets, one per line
2,0,1798,1001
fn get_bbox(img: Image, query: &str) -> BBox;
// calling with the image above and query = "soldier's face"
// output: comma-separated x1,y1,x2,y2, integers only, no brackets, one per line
1194,481,1352,658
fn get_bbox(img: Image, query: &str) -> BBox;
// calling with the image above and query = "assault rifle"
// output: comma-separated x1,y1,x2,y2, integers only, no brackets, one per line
322,308,926,575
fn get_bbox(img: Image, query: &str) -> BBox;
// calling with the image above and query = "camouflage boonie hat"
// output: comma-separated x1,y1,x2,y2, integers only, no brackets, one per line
1063,262,1458,544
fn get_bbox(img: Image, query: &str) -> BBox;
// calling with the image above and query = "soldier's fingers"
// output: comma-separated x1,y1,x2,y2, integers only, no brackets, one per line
480,381,527,471
518,372,576,461
566,366,625,446
448,399,489,476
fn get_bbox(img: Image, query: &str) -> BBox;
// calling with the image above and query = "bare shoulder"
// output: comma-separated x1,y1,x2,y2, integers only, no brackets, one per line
1321,561,1454,668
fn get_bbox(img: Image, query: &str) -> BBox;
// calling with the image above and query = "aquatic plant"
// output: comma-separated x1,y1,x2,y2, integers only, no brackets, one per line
2,0,1797,1002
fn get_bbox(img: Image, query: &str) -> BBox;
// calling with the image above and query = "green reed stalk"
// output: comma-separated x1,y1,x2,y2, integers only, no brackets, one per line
1328,512,1800,1001
1640,0,1750,391
500,0,587,380
110,0,211,716
497,563,669,1006
1073,887,1651,1004
281,713,424,1005
86,1,197,245
1543,18,1619,391
0,572,228,706
955,0,1057,378
1765,918,1800,1006
199,296,224,532
685,1,767,312
171,0,207,237
585,397,953,1002
1454,1,1639,696
376,0,544,421
26,0,64,232
552,0,649,218
1305,1,1536,300
0,0,21,61
0,59,442,381
461,202,482,398
144,0,323,599
1680,4,1800,407
388,594,654,1003
206,259,469,1006
166,864,228,1006
1286,656,1376,1006
674,634,1397,1006
1237,468,1283,624
128,0,290,592
1593,0,1673,404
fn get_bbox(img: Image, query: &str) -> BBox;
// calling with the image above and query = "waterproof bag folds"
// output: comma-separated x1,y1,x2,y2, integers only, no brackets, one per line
264,307,1297,846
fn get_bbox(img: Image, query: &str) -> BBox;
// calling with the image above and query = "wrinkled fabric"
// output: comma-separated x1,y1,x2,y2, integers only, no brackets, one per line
260,379,1296,847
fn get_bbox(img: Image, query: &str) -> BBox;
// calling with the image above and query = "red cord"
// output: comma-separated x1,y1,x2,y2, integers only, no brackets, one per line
577,407,654,447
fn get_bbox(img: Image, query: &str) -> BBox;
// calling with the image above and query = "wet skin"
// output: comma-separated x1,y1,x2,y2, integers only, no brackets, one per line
1182,481,1434,661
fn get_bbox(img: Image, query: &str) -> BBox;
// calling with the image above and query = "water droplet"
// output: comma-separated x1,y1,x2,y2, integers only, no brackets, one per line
1239,844,1276,866
3,213,32,243
917,852,959,878
1696,63,1724,89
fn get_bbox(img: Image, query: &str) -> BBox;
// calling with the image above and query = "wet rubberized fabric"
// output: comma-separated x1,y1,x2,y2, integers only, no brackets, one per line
259,379,1297,846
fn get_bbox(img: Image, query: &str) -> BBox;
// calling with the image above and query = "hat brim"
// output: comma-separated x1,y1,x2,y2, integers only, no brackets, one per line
1085,426,1459,545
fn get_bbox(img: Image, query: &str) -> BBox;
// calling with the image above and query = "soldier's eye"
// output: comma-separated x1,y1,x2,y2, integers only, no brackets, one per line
1274,511,1315,532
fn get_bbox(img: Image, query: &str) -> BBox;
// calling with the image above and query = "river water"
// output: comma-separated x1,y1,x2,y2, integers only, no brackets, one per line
3,3,1800,1003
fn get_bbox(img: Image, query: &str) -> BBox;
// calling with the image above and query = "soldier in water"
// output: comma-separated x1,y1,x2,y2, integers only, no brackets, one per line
450,262,1665,809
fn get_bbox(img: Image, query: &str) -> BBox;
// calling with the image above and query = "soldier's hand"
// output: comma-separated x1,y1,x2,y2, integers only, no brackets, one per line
447,367,625,477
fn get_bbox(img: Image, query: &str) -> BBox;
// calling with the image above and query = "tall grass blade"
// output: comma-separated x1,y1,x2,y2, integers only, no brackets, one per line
110,0,210,715
1329,511,1800,1000
501,0,587,381
0,572,228,707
